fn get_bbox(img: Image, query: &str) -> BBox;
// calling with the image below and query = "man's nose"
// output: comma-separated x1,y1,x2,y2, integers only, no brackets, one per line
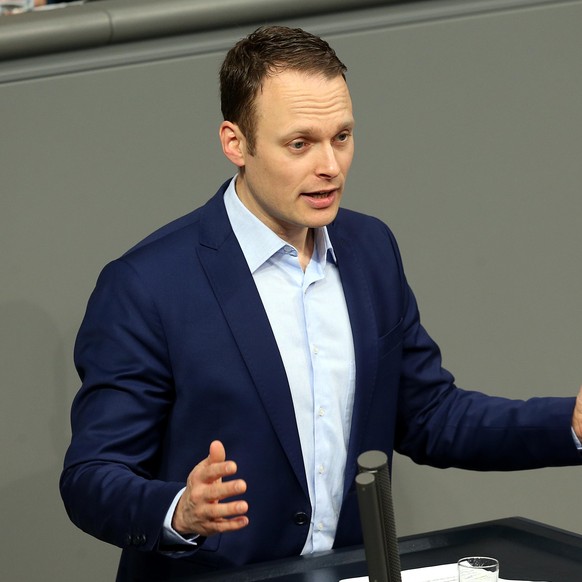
315,144,340,178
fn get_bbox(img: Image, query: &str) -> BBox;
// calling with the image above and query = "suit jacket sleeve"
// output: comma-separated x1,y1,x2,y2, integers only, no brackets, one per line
395,281,580,470
60,259,184,552
331,211,581,472
379,233,580,470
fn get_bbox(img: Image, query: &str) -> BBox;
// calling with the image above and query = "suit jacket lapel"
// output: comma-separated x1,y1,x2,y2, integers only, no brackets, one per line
328,220,379,496
196,187,309,498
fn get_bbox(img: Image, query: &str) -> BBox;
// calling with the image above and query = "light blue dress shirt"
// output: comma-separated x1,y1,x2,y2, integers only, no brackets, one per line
223,178,356,553
163,177,356,553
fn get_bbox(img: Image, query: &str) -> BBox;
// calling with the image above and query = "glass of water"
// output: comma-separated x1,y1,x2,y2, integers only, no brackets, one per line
458,556,499,581
0,0,34,14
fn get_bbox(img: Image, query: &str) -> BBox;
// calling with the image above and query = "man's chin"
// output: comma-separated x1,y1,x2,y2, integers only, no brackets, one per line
307,207,341,229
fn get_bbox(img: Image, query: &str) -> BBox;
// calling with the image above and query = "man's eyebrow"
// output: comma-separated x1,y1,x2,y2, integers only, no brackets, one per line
283,121,355,139
284,126,317,138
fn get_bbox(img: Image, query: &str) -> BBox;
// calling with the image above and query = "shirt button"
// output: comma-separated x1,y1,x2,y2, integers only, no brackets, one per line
317,522,324,531
313,346,319,355
318,407,325,417
318,464,325,474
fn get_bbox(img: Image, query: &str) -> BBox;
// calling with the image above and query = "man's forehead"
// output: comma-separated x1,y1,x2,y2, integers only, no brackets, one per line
257,71,352,111
261,69,347,90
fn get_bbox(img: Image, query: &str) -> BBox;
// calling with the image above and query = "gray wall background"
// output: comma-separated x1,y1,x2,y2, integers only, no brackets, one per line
1,0,581,579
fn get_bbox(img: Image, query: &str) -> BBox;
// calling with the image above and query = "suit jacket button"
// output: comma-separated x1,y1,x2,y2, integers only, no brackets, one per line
293,511,309,526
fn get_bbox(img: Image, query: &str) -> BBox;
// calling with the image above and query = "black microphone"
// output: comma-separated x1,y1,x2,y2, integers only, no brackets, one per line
356,450,402,582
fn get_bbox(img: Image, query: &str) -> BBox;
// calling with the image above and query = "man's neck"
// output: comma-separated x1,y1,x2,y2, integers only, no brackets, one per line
295,228,314,272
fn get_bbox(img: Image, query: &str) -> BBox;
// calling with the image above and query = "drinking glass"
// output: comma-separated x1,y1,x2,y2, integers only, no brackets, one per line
458,556,499,581
0,0,34,15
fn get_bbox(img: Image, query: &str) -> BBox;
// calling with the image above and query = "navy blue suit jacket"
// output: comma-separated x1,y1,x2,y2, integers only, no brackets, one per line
61,181,580,579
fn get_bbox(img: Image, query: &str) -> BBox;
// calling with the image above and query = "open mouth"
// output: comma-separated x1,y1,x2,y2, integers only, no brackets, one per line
304,189,336,198
301,188,338,209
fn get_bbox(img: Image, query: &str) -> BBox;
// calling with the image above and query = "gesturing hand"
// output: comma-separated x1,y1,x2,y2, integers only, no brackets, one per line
572,386,582,443
172,440,249,537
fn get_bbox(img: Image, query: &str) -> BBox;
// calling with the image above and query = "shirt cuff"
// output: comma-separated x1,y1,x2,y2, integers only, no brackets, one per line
160,487,200,552
571,427,582,451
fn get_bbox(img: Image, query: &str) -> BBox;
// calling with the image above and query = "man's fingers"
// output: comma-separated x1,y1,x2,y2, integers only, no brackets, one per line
572,385,582,440
194,441,237,483
200,477,247,504
199,515,250,536
207,440,226,464
181,497,249,537
203,499,249,521
212,515,250,533
191,459,238,489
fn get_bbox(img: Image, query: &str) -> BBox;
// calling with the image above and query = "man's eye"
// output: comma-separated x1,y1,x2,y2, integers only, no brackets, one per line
336,132,350,142
290,141,305,150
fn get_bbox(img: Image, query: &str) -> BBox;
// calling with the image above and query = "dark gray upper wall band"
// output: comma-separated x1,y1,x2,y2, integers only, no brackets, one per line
0,0,577,63
0,0,394,61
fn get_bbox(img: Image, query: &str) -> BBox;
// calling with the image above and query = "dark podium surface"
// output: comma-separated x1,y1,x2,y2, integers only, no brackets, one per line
190,517,582,581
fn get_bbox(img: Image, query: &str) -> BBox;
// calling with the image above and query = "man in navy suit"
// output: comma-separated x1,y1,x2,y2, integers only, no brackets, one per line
60,25,582,580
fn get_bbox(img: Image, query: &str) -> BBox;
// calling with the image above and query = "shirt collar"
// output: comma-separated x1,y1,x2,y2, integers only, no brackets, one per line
223,176,337,273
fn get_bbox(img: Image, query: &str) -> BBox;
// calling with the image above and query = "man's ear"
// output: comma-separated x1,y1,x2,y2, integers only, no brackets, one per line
219,121,246,168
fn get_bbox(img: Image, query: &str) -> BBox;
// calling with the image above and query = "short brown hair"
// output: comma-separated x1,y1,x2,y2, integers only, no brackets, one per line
220,25,347,154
